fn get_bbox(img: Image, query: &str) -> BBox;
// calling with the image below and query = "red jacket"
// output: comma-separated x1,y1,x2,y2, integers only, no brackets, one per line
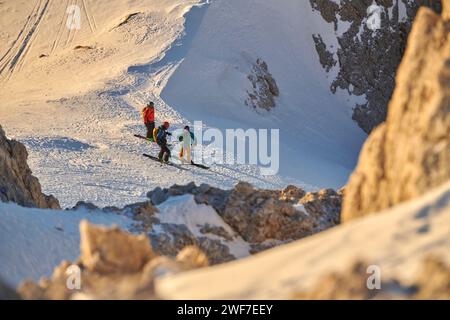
142,107,155,123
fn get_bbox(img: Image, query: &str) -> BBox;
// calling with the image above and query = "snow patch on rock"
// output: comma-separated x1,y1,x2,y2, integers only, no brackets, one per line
155,195,251,259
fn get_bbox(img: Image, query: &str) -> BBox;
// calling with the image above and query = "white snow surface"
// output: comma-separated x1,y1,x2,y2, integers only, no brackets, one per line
0,0,365,208
156,182,450,299
0,202,134,288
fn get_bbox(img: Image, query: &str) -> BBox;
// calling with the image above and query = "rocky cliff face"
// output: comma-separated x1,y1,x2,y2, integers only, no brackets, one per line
69,182,342,265
342,4,450,221
0,125,60,209
310,0,442,133
147,182,342,256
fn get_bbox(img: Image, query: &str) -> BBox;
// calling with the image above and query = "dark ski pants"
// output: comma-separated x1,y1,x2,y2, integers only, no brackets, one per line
158,144,171,162
145,122,155,140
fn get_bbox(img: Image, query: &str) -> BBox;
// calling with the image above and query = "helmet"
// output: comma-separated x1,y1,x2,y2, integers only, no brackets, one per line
163,121,170,129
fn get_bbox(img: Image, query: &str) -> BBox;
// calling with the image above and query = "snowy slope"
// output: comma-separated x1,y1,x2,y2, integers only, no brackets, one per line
0,0,317,208
161,0,367,187
1,0,364,208
156,182,450,299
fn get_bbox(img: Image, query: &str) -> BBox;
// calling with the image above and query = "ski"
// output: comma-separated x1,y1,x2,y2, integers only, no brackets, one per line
134,134,154,142
190,162,210,170
143,154,188,171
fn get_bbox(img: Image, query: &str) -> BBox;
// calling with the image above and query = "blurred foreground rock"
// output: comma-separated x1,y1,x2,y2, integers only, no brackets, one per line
18,221,209,300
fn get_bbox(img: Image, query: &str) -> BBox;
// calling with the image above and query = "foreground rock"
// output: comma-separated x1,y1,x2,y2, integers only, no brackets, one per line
18,221,209,300
342,5,450,222
80,221,155,274
0,125,60,209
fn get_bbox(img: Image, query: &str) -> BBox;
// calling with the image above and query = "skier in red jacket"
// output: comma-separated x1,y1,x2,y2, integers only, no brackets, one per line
142,102,155,140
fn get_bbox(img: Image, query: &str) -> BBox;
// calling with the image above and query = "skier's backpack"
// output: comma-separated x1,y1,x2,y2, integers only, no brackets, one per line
178,132,196,143
153,127,159,143
156,128,166,145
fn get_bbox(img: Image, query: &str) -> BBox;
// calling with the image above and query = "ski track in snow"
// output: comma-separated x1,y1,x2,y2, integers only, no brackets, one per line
0,0,50,80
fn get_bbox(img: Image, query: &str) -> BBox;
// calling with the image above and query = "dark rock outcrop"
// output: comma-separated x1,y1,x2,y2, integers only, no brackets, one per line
64,181,342,266
0,125,60,209
245,59,279,111
217,182,314,243
310,0,442,133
